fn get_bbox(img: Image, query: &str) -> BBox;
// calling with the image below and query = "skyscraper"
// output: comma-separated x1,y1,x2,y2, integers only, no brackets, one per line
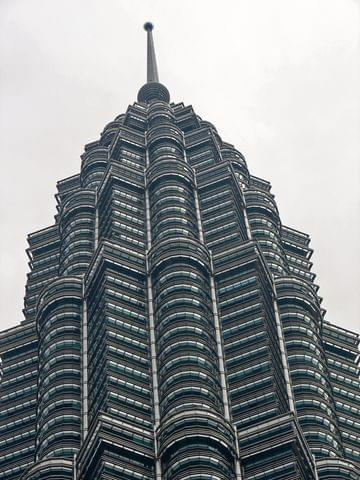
0,22,359,480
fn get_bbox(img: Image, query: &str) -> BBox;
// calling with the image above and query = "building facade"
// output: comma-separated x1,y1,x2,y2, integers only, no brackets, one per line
0,23,359,480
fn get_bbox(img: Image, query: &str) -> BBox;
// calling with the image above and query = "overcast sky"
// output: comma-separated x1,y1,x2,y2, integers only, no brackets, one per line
0,0,359,333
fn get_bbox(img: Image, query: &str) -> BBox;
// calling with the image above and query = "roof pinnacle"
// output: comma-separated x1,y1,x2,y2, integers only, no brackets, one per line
144,21,159,83
137,22,170,103
144,22,154,32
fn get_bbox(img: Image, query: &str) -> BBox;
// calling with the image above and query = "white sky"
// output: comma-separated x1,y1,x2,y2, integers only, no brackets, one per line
0,0,359,333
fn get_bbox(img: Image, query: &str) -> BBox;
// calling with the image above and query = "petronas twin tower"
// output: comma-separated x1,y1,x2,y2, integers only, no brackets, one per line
0,23,359,480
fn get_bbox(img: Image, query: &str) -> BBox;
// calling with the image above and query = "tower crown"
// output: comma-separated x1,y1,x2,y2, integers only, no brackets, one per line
137,22,170,103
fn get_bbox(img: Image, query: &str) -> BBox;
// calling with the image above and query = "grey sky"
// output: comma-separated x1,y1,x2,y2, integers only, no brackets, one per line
0,0,359,333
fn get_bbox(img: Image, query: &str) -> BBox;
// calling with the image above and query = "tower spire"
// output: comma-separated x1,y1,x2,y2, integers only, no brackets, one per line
144,22,159,83
137,22,170,103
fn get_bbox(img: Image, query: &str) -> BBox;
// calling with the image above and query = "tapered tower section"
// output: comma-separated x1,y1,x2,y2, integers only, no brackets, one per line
0,22,359,480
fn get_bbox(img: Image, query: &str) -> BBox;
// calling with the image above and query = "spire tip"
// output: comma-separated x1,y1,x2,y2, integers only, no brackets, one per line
138,20,170,102
144,22,154,32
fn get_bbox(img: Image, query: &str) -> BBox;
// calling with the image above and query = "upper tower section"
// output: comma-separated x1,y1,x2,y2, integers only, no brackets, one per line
137,22,170,103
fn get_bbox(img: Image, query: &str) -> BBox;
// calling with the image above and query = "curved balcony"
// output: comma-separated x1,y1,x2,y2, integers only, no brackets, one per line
81,146,108,166
317,457,360,479
151,182,194,208
114,113,125,123
20,458,73,480
101,120,121,137
275,276,322,316
250,219,288,274
245,189,281,228
150,145,184,163
36,402,81,443
36,277,83,322
151,199,195,223
100,120,121,146
151,204,198,228
159,366,220,398
159,411,235,480
159,410,235,453
222,147,249,182
160,384,222,419
199,119,218,132
158,334,216,365
59,250,93,277
198,120,223,150
221,146,245,162
148,100,173,113
154,281,212,312
147,159,195,193
148,237,211,275
246,188,278,209
257,248,288,275
147,124,183,149
148,103,175,128
80,147,108,189
36,429,81,462
148,112,174,127
231,164,250,188
59,190,96,225
152,216,198,243
158,350,219,388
